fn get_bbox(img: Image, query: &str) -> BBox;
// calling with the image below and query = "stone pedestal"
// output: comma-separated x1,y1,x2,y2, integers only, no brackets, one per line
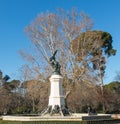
41,74,70,116
49,74,65,108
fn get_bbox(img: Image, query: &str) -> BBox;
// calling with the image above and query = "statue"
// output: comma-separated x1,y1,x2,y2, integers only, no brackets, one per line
49,50,61,75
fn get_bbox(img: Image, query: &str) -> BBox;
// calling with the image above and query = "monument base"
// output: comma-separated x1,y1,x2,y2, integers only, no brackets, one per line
41,74,70,116
41,105,70,116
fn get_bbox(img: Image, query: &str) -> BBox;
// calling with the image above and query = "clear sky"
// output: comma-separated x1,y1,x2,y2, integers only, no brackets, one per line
0,0,120,83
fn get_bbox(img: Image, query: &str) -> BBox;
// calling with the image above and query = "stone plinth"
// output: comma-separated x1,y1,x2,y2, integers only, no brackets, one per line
49,74,65,108
41,74,70,116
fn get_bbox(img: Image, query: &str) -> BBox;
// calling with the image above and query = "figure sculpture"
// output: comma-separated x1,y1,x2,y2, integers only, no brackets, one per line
41,50,70,116
49,50,61,75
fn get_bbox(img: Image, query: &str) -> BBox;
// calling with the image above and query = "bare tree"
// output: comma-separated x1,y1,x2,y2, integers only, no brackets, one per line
20,8,94,97
19,8,116,113
21,8,93,76
18,63,49,113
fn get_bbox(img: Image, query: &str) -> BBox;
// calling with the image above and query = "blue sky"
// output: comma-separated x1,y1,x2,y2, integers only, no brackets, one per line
0,0,120,83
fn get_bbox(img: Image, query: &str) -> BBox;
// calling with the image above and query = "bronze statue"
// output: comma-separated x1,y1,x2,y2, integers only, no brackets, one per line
49,50,61,75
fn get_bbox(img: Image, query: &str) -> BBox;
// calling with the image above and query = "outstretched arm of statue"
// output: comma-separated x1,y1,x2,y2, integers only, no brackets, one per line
53,50,57,58
49,50,57,62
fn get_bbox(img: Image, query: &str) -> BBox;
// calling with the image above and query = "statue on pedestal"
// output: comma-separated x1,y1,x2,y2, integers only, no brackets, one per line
41,50,70,116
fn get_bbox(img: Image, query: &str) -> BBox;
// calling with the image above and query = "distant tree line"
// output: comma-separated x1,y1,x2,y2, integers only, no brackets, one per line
0,70,120,115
